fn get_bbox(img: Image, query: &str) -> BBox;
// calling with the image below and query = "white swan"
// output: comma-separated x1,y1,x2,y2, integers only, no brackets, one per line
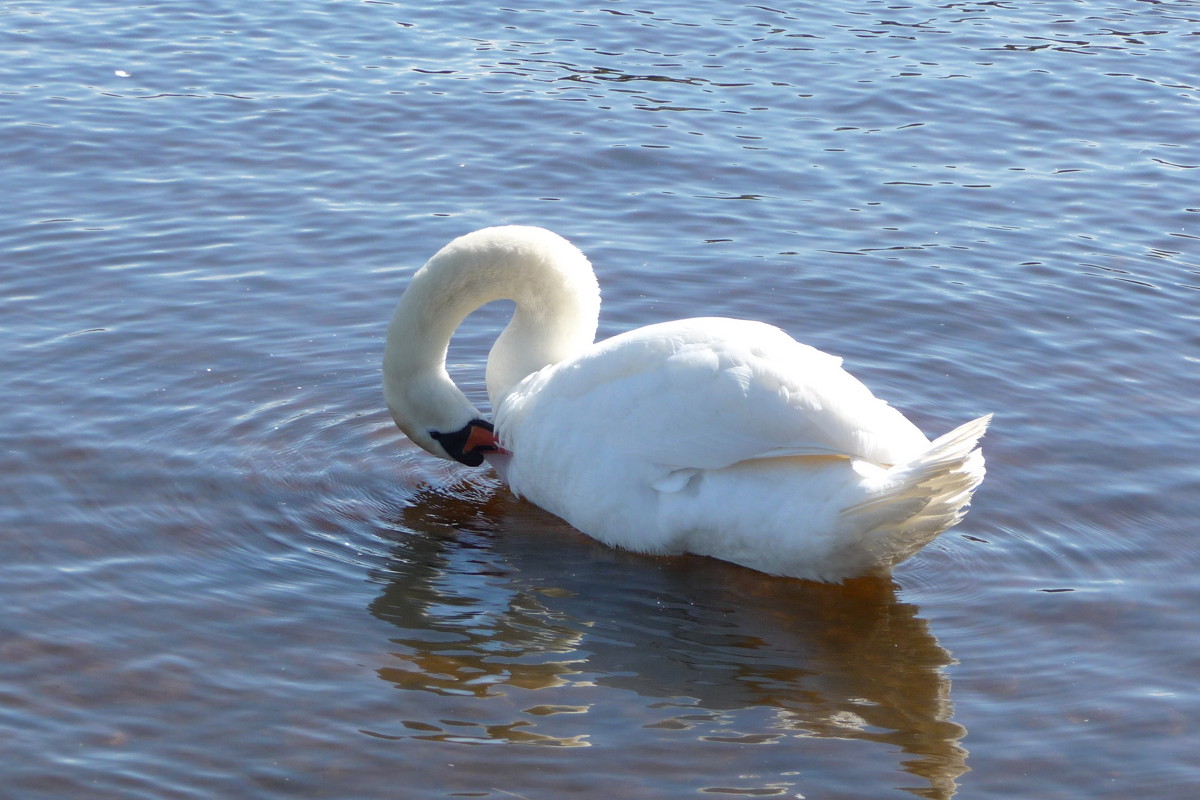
384,226,989,582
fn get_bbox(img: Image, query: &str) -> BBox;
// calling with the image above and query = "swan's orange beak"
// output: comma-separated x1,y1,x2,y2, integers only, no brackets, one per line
465,422,509,457
432,419,509,466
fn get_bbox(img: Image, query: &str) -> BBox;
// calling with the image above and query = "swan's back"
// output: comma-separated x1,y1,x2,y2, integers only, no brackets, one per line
494,317,987,581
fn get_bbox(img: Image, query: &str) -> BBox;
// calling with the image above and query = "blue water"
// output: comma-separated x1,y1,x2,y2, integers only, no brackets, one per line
2,1,1199,797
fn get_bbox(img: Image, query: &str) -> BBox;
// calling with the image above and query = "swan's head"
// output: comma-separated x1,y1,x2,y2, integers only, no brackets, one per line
384,367,501,466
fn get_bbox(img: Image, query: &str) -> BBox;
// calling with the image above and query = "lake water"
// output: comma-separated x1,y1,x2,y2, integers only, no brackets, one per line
3,1,1199,797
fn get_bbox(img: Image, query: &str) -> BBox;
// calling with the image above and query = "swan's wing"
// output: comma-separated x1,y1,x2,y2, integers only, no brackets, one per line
497,317,930,474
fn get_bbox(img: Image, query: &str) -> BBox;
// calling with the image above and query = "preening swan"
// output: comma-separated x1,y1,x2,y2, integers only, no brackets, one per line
384,226,989,582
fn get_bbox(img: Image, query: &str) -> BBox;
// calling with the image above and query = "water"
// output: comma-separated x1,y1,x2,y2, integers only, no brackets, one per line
2,1,1198,797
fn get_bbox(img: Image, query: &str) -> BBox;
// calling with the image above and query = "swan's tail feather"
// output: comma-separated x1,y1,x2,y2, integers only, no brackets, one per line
842,414,991,570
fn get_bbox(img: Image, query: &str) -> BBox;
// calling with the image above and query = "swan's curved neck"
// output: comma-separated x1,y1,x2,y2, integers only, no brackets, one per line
383,226,600,461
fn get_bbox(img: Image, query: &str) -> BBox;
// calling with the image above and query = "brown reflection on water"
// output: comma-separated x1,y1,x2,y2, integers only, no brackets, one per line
369,484,968,796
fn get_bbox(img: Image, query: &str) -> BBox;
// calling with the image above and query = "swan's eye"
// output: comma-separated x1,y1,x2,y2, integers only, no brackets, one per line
431,419,498,467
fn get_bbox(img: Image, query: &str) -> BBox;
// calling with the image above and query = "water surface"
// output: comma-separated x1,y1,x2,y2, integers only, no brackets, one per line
3,1,1199,797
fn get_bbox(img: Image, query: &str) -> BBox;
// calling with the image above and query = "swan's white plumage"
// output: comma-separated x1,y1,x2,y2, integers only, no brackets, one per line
385,226,989,582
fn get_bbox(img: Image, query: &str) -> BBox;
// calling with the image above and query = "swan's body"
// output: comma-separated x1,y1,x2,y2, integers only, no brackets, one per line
384,226,989,582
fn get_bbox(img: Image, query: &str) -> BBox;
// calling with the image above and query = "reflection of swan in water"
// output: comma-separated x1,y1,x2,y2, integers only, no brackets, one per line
368,484,968,797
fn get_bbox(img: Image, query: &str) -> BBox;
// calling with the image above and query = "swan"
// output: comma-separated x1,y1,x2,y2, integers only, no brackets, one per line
384,226,989,582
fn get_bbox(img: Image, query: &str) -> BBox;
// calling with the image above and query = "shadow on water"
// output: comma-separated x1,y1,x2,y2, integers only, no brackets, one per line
366,482,968,798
